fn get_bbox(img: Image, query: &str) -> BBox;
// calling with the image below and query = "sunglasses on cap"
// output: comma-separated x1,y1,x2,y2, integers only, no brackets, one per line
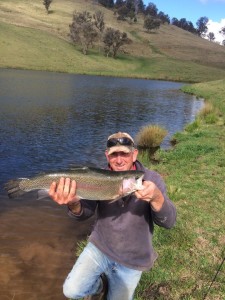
107,137,134,148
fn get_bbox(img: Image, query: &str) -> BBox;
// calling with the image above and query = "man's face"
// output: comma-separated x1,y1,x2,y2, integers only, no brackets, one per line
105,149,138,171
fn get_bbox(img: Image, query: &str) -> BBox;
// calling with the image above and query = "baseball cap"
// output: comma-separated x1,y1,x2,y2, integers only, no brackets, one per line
106,132,135,155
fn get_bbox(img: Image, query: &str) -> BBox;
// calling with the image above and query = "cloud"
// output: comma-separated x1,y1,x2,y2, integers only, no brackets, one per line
206,19,225,43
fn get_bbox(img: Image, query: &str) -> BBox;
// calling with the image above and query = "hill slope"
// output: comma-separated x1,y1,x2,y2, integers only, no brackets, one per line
1,0,225,82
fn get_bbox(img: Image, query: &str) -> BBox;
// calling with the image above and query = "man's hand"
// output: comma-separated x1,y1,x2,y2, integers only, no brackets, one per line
135,181,164,211
49,177,79,205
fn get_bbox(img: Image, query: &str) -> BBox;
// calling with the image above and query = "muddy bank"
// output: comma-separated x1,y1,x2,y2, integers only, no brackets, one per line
0,194,94,300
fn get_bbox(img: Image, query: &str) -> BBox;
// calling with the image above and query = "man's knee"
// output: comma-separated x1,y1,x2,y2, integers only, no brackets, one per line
63,278,82,299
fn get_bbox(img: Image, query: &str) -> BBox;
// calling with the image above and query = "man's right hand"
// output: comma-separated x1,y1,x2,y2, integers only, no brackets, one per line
48,177,79,205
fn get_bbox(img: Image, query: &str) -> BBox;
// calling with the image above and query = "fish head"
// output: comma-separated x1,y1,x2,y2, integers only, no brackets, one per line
121,174,144,196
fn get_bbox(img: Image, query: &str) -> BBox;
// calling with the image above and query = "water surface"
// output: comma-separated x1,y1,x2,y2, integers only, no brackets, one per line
0,69,203,187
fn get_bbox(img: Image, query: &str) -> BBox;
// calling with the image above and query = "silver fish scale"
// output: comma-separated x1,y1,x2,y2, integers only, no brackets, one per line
19,173,126,201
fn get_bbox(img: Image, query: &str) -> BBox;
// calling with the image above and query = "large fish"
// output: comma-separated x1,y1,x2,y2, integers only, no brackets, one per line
4,167,144,201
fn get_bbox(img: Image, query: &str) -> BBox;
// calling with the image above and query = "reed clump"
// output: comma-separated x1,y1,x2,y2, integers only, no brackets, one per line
135,125,168,149
198,102,214,117
198,102,219,124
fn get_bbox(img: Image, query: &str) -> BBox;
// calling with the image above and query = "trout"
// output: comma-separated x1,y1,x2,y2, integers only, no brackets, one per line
4,167,144,200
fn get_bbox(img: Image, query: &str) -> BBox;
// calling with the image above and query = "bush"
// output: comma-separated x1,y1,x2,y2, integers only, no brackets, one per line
135,125,168,148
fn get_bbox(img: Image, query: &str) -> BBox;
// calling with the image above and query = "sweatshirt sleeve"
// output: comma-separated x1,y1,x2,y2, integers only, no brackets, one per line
151,195,176,229
67,199,97,221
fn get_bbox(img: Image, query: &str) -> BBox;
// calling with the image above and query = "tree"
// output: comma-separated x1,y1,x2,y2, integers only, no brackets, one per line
219,26,225,36
98,0,114,8
171,17,197,34
143,16,161,32
132,0,144,15
93,10,105,33
196,16,209,37
115,1,138,22
126,1,136,22
145,2,158,17
157,11,170,24
137,0,145,14
43,0,52,14
103,27,131,58
116,5,130,21
115,0,125,8
69,11,98,55
171,17,179,26
126,0,135,10
186,21,197,34
93,10,105,51
178,18,189,30
207,32,215,42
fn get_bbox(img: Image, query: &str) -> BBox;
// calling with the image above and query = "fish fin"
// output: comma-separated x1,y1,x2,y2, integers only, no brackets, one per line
4,179,27,199
108,195,124,203
37,189,50,200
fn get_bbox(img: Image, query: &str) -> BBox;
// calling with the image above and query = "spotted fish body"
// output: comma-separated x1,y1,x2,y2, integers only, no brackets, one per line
4,167,144,201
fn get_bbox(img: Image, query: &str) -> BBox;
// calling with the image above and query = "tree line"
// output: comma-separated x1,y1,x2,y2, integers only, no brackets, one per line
97,0,225,44
68,7,167,57
43,1,225,49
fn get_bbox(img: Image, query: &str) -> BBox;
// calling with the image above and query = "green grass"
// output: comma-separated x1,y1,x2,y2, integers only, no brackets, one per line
136,80,225,299
1,21,225,82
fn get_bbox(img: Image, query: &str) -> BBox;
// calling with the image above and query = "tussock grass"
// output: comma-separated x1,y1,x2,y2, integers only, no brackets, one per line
197,102,219,124
199,102,215,117
135,125,168,148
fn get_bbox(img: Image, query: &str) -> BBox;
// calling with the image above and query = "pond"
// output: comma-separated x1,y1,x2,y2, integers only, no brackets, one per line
0,68,203,187
0,68,203,300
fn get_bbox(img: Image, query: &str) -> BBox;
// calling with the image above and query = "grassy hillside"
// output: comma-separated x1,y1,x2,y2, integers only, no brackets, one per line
1,0,225,82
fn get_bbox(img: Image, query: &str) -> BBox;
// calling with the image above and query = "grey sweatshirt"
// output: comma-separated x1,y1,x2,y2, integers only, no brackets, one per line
68,160,176,271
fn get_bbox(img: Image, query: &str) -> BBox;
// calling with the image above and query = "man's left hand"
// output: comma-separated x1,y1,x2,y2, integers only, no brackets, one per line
135,181,164,211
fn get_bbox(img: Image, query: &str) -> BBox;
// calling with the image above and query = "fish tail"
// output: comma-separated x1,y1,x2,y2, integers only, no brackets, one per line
4,179,27,198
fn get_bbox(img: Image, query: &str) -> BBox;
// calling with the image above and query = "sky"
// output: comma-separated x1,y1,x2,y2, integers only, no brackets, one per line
143,0,225,44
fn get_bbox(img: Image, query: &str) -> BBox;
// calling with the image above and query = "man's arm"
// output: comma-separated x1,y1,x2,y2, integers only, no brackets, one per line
135,180,176,229
67,201,82,215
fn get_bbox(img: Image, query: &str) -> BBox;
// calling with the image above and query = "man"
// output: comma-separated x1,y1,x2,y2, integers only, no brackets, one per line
49,132,176,300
